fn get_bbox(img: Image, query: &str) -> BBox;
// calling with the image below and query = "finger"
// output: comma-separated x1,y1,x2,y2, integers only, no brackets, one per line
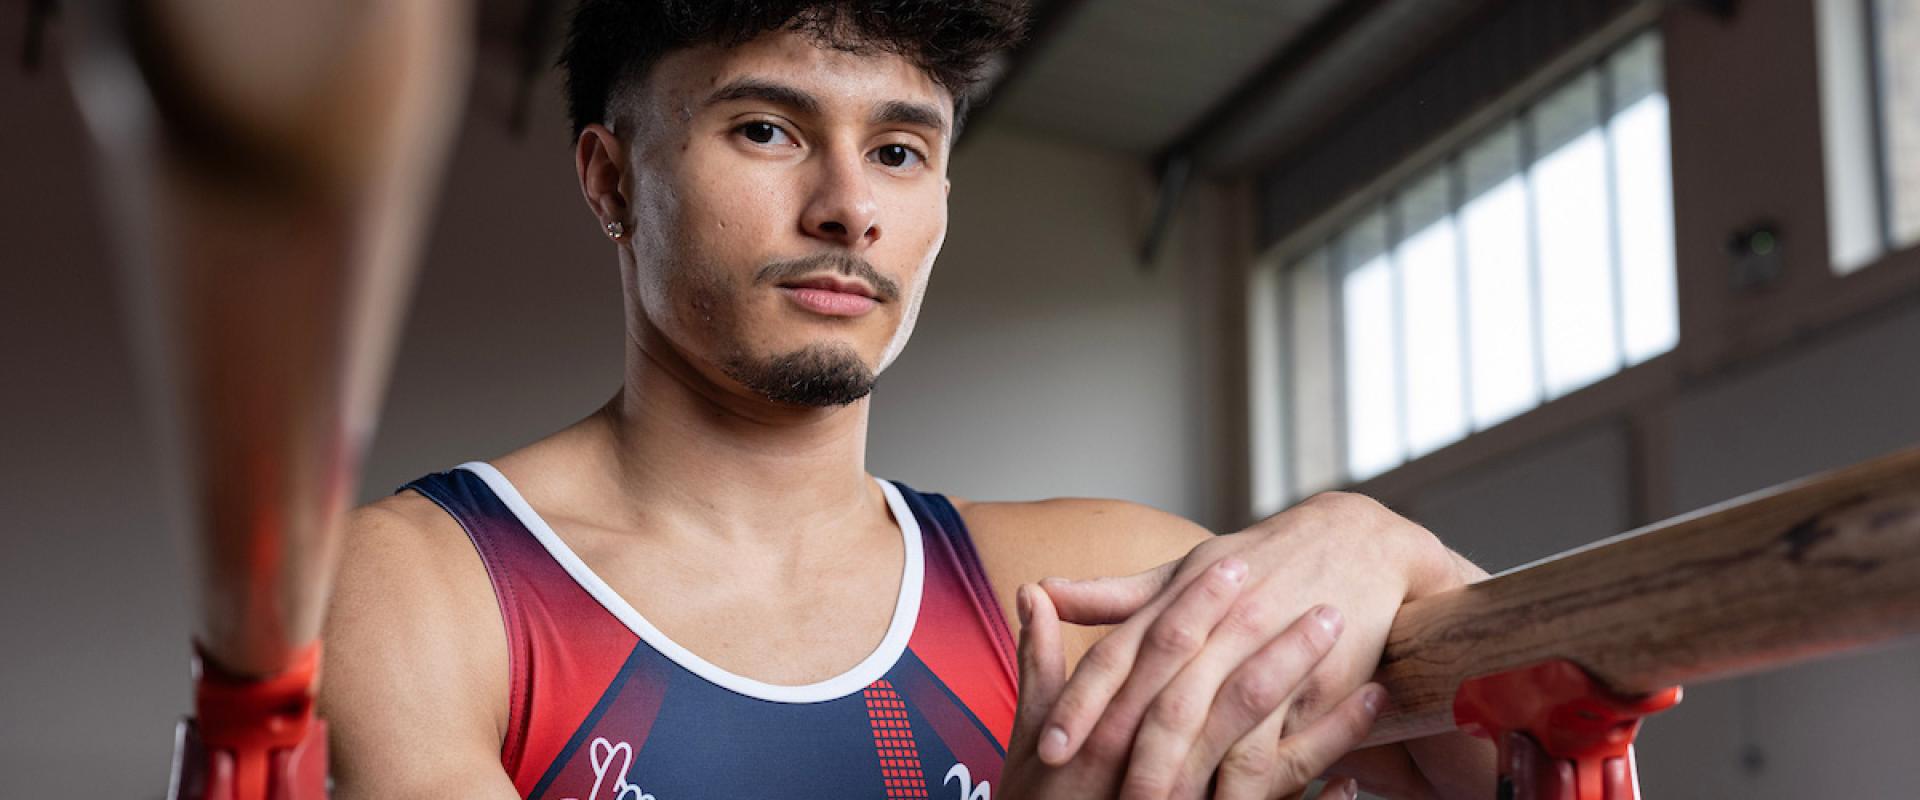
1013,584,1067,747
1041,559,1180,625
1070,558,1246,797
1260,683,1386,800
1212,704,1290,800
1316,777,1358,800
1040,559,1247,768
1209,682,1382,800
1152,605,1342,799
1326,744,1442,800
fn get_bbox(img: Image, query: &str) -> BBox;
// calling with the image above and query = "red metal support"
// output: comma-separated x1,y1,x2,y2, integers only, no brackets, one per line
1453,659,1681,800
168,643,330,800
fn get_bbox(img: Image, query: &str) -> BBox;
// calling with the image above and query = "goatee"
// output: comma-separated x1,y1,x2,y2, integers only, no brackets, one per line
724,343,876,407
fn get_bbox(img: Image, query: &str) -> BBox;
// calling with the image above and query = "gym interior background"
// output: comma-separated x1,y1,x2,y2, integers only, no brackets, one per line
3,0,1917,795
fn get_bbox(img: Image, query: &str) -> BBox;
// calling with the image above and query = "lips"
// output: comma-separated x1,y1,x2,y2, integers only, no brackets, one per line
777,276,880,317
778,275,878,300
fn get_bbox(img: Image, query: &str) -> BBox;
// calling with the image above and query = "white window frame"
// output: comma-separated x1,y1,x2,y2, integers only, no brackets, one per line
1818,0,1920,273
1249,23,1676,515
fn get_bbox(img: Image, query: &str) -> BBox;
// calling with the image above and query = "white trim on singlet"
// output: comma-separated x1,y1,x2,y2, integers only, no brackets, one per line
455,461,924,704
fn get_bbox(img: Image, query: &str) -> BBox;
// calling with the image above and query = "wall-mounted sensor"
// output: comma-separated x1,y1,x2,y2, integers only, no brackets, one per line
1728,221,1784,292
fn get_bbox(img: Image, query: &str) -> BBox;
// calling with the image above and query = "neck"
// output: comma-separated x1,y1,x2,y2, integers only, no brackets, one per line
568,322,884,546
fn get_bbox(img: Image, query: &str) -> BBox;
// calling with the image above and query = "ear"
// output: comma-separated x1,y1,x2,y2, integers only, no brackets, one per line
574,123,630,229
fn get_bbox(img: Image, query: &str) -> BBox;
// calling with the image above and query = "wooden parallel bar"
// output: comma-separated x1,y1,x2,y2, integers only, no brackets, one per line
1363,446,1920,747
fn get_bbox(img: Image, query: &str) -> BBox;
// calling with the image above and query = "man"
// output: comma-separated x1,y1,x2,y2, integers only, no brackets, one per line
319,2,1495,798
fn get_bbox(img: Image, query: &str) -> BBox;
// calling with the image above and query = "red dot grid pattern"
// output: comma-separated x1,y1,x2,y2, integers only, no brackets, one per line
863,679,929,799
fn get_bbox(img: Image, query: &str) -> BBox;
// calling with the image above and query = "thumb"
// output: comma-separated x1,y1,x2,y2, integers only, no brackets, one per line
1038,560,1178,625
1012,584,1066,747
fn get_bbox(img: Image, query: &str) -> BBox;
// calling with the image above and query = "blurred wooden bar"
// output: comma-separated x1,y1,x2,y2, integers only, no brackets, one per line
68,0,471,679
1364,446,1920,747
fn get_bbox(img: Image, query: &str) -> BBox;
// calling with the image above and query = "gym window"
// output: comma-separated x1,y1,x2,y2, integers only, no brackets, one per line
1255,31,1676,505
1818,0,1920,274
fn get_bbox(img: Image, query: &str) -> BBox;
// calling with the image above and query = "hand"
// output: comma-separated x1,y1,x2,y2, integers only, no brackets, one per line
1037,492,1495,799
1001,564,1384,799
999,583,1075,798
1317,779,1362,800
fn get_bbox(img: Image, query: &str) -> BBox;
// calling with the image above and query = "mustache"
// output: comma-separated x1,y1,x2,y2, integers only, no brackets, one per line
754,252,901,303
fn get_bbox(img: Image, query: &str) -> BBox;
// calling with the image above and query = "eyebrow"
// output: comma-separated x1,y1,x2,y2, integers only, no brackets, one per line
704,78,950,138
704,79,822,116
871,100,950,138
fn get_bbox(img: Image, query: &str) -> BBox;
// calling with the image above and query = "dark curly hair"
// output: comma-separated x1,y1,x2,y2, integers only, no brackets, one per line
559,1,1029,143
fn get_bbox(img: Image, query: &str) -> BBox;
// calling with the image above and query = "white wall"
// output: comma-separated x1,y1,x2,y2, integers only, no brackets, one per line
0,28,186,793
1401,424,1633,574
0,20,1234,794
871,128,1238,522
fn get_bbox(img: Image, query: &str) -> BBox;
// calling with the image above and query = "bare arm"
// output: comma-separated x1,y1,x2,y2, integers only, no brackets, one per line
317,499,519,798
974,493,1497,799
959,496,1213,667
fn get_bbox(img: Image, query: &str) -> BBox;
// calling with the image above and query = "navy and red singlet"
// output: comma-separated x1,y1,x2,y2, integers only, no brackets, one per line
402,463,1018,800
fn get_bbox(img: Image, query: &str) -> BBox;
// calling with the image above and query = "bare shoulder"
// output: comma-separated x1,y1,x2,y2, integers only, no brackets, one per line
327,492,495,636
319,491,516,796
956,496,1212,589
953,496,1214,652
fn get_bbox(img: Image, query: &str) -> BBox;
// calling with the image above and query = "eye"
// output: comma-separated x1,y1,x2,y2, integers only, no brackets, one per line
872,143,925,170
736,121,795,147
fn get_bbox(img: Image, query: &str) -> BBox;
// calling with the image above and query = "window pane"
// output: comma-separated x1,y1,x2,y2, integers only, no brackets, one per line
1530,73,1621,397
1288,249,1341,496
1461,124,1541,427
1875,0,1920,247
1395,171,1468,456
1340,212,1403,481
1264,31,1682,507
1609,35,1679,364
1819,0,1886,272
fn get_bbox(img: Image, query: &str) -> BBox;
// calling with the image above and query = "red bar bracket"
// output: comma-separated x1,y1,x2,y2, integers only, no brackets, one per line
1453,659,1681,800
168,642,329,800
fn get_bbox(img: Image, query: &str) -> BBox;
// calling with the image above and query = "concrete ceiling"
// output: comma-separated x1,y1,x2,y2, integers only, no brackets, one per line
466,0,1504,175
983,0,1343,156
982,0,1506,173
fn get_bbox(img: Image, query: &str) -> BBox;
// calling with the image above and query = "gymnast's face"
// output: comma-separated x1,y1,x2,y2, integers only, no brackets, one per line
578,29,952,408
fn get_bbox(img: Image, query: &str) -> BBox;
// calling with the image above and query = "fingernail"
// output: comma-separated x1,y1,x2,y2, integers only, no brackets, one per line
1038,726,1069,763
1362,685,1387,716
1335,778,1360,799
1216,558,1248,584
1313,605,1343,637
1039,576,1070,589
1017,585,1034,626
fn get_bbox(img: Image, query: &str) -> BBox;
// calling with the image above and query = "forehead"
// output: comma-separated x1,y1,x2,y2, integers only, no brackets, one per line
646,28,951,120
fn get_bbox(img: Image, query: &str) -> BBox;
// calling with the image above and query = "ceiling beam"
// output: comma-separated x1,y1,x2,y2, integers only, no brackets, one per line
1150,0,1390,172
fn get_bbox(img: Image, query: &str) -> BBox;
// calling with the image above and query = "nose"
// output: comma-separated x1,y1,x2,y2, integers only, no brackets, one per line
800,147,881,249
